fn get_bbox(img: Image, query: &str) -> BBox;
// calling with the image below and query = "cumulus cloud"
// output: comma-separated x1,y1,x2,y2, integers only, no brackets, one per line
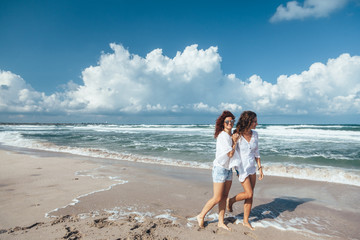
69,43,223,114
270,0,349,22
231,53,360,114
0,70,43,112
1,44,360,121
193,102,218,112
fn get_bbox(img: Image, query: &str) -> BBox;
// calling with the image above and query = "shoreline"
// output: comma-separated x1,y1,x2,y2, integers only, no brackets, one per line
1,140,359,188
1,148,359,239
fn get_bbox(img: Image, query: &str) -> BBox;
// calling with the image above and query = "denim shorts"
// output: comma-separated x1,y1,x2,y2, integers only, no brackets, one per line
212,166,233,183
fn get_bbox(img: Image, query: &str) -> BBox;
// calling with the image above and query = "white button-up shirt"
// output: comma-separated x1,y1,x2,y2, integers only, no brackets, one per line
213,131,238,170
235,130,260,182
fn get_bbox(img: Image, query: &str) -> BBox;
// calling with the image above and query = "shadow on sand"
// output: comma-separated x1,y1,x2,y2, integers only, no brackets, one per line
228,196,314,223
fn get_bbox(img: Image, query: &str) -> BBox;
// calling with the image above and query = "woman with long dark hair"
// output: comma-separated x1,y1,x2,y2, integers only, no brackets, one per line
226,111,264,230
197,110,239,230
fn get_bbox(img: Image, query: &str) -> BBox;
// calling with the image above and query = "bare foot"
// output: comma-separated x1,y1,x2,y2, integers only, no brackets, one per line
218,222,231,231
226,198,233,212
197,215,204,228
243,222,255,230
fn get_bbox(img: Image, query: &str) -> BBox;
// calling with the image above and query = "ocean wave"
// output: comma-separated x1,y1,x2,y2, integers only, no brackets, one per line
258,126,360,142
0,131,212,169
71,124,214,133
264,163,360,186
1,131,359,187
1,125,360,187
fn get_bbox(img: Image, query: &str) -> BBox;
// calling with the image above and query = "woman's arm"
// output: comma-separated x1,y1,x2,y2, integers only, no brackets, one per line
227,133,239,158
256,157,264,180
227,140,237,158
253,131,263,180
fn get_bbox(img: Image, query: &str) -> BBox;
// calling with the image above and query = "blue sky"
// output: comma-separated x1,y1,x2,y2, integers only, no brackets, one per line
1,0,360,124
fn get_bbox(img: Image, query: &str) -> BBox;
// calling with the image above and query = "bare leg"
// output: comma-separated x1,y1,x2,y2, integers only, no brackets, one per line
226,197,232,212
197,182,225,228
227,176,253,212
218,180,232,231
243,174,256,230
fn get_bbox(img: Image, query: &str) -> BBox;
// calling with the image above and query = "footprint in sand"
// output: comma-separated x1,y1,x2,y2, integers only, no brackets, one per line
244,231,257,239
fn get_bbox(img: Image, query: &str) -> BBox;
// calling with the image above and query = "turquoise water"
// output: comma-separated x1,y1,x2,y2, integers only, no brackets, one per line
0,123,359,185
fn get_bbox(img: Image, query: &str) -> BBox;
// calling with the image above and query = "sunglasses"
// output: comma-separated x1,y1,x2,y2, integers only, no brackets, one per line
224,120,235,124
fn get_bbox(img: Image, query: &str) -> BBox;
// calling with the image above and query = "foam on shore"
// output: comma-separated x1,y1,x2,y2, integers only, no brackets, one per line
1,131,359,187
45,166,128,218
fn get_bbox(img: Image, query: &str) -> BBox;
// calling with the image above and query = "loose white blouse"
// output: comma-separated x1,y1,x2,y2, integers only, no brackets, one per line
235,130,260,182
213,131,239,170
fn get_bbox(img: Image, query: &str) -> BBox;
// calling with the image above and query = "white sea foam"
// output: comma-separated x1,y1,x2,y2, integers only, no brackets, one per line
0,131,212,169
1,125,359,187
187,212,219,226
45,166,128,218
104,207,178,223
258,125,360,143
154,210,178,223
264,163,360,186
78,211,100,220
189,210,338,238
105,207,154,222
244,214,339,239
74,124,213,134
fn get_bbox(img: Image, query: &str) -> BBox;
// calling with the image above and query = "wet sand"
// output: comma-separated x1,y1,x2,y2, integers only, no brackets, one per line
0,149,359,239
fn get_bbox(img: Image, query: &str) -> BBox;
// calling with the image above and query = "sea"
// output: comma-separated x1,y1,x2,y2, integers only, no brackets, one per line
0,123,359,187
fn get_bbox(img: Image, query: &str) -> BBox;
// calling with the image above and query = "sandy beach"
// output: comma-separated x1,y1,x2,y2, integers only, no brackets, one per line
1,148,359,240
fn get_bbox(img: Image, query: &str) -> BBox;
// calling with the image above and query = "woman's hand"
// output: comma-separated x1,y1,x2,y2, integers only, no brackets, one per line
258,167,264,180
232,133,240,142
227,133,239,158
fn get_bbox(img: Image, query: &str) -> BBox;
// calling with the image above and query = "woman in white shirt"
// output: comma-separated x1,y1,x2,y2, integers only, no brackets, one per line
226,111,264,230
197,110,239,231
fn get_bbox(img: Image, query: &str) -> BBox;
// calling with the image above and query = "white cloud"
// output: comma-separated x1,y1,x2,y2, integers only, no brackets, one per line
0,70,43,112
270,0,349,22
193,102,218,112
1,45,360,121
146,104,166,111
68,43,223,113
218,103,243,112
229,53,360,115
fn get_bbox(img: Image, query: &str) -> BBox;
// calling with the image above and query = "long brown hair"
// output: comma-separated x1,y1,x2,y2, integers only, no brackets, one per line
234,111,257,136
214,110,235,138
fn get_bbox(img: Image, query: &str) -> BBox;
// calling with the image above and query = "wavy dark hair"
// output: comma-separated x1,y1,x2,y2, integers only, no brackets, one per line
234,111,257,135
214,110,235,138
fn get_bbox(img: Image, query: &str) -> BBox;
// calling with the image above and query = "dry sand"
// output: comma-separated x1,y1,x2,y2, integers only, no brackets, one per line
0,149,359,239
